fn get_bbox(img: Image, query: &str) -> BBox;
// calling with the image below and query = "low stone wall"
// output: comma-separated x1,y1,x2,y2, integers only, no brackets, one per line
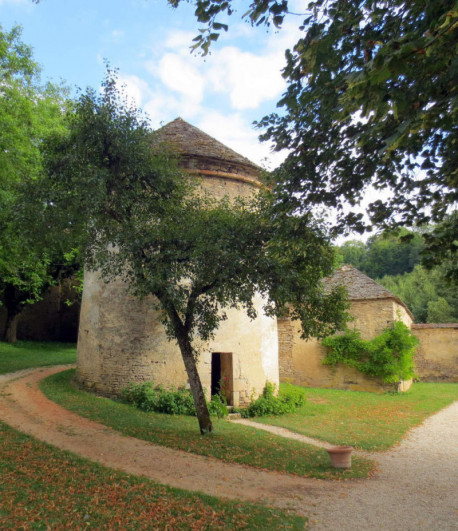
412,324,458,382
278,321,412,393
279,297,414,393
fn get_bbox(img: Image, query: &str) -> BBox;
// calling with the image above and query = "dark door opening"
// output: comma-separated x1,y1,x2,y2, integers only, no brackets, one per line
211,352,233,406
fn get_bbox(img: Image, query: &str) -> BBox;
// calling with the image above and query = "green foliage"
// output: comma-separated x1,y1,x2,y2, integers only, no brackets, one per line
241,382,306,418
337,229,424,279
0,24,75,342
427,298,455,323
323,321,419,383
0,25,66,188
121,381,228,418
421,213,458,284
121,382,196,416
171,0,458,275
207,393,229,418
379,265,458,323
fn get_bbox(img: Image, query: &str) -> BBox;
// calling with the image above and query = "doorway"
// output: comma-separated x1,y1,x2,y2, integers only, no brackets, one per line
211,352,233,406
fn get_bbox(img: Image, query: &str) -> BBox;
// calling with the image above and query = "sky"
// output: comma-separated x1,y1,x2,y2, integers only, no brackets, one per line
1,0,303,169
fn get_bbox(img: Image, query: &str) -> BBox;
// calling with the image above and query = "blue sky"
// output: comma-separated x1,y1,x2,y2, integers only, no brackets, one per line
1,0,302,168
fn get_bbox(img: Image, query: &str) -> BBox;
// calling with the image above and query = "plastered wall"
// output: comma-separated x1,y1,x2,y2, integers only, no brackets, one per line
412,324,458,382
279,298,413,392
77,271,278,406
76,170,278,407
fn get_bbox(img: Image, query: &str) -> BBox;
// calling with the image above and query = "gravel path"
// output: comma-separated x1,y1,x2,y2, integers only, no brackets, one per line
0,366,457,530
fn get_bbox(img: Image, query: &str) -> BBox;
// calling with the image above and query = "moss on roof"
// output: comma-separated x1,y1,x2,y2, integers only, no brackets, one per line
153,117,260,170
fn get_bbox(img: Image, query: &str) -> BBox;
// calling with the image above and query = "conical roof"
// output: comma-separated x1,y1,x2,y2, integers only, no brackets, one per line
153,117,260,173
325,264,412,316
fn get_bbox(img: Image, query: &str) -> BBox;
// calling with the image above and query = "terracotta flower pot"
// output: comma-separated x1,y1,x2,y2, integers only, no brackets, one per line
326,446,353,468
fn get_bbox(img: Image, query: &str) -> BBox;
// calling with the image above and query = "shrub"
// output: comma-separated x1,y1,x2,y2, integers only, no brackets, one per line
207,393,229,418
121,382,228,417
241,382,306,418
322,321,418,383
121,382,196,415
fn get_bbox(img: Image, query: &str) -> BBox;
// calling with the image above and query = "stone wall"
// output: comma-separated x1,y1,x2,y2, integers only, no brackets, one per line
76,169,278,407
412,323,458,382
77,271,278,406
279,298,413,392
0,280,80,342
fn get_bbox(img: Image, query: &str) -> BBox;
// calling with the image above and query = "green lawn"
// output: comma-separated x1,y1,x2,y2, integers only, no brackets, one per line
2,342,455,529
252,383,458,451
40,369,375,480
0,341,76,374
0,421,306,530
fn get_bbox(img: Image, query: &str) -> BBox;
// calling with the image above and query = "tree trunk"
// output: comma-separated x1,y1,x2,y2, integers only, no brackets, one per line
3,311,19,344
178,334,213,434
161,300,213,434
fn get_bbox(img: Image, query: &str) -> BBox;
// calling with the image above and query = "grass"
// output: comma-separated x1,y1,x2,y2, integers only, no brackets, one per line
251,382,458,451
0,340,76,374
40,369,375,480
0,421,307,530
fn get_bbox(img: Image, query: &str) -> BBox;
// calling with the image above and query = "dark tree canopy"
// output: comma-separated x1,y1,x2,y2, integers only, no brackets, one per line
169,0,458,279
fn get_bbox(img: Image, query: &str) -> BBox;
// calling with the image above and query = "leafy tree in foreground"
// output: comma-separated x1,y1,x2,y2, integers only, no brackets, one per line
39,72,349,434
167,0,458,279
0,25,73,343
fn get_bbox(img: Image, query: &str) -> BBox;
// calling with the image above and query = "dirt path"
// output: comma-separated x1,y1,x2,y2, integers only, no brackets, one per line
1,366,457,530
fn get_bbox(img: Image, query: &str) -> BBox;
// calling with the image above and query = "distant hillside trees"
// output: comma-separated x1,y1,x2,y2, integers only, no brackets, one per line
337,230,457,324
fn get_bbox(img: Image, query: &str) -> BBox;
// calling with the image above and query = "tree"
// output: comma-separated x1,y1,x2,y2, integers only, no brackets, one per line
337,240,367,271
39,72,349,434
0,25,72,343
378,264,458,323
337,229,424,278
427,297,455,323
167,0,458,277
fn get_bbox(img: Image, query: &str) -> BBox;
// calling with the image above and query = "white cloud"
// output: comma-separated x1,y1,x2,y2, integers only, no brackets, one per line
164,30,196,50
144,89,204,126
206,46,285,109
143,28,288,112
120,25,297,166
197,111,286,168
116,74,150,108
158,53,205,103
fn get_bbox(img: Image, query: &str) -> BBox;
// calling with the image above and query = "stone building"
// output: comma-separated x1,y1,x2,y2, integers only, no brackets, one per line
76,118,279,407
278,264,414,392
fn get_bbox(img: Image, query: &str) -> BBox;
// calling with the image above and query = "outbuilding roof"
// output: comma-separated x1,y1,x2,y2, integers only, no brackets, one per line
325,264,413,318
153,117,260,171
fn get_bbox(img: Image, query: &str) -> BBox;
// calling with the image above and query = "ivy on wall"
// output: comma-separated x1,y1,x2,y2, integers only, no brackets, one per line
322,321,419,384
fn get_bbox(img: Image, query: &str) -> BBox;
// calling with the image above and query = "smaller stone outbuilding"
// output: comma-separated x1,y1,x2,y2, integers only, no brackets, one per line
278,265,414,392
